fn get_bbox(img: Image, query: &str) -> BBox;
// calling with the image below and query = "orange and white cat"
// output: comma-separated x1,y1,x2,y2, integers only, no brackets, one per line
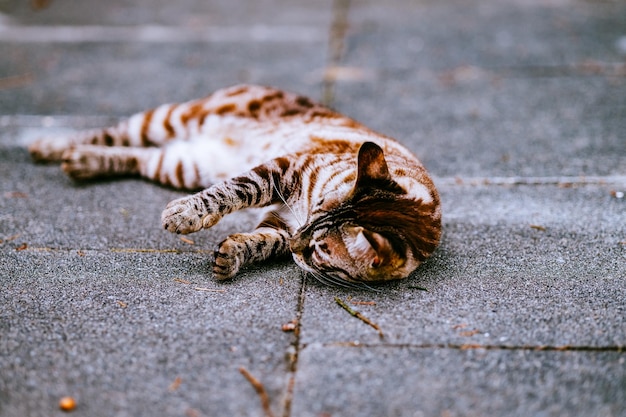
30,85,441,287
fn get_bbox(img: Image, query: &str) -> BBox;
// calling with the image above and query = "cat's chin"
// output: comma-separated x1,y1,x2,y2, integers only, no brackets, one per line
292,253,370,288
291,253,314,274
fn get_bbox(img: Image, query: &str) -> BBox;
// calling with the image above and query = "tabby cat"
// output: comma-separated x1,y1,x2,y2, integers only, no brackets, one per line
29,85,441,287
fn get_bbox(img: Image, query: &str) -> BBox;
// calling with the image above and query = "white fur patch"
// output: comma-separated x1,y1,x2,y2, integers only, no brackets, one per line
396,178,433,204
345,228,375,261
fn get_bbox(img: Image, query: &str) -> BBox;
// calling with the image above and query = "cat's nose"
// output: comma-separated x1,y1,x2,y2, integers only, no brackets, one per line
289,235,309,254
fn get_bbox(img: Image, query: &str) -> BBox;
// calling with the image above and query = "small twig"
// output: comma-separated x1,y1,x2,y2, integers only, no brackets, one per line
351,300,376,306
179,236,195,245
239,367,275,417
194,287,226,293
110,248,181,254
335,296,384,338
0,234,20,244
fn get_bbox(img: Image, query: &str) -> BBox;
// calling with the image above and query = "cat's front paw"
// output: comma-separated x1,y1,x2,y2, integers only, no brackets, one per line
213,237,245,280
161,196,220,234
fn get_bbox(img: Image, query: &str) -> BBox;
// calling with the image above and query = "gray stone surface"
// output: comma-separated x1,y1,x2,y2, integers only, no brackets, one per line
0,42,326,115
1,251,301,417
292,345,626,417
333,0,626,178
0,0,333,27
336,75,626,177
1,0,625,416
301,184,626,348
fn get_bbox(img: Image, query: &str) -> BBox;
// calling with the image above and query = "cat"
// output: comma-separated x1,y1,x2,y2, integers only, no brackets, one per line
29,84,441,288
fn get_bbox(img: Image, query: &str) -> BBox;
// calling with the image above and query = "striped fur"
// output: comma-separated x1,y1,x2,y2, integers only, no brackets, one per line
30,85,441,284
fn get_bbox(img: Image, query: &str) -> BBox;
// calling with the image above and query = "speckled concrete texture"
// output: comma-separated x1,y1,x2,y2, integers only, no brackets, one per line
1,0,624,416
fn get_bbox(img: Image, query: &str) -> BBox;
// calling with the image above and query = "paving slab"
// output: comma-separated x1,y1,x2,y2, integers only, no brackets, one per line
0,141,262,251
332,0,626,178
292,345,626,417
300,184,626,348
0,250,302,417
0,42,327,115
335,74,626,178
0,0,333,27
1,0,625,416
341,0,626,69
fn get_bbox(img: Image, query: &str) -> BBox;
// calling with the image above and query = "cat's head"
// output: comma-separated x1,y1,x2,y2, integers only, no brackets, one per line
290,142,441,286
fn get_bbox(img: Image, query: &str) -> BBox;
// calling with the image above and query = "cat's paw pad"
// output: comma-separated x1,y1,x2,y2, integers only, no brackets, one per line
161,197,220,235
60,148,104,180
29,137,72,163
212,237,245,280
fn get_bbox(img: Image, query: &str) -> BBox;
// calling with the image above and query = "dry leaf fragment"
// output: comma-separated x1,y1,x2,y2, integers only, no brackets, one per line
116,301,127,308
59,396,76,412
0,234,20,244
530,224,546,231
460,344,483,350
281,320,297,332
168,376,182,392
323,66,374,82
179,236,195,245
15,243,28,251
0,74,35,90
3,191,28,198
185,408,201,417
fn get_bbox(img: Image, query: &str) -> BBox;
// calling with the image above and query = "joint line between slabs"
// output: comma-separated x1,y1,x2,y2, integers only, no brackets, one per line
7,246,211,254
321,0,351,107
281,272,308,417
318,342,626,352
0,24,326,43
435,175,626,187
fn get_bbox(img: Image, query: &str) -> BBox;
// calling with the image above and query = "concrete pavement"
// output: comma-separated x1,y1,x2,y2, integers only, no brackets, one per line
1,0,625,416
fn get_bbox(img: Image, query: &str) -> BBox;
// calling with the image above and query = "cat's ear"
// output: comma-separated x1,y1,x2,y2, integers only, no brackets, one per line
351,227,395,269
355,142,391,188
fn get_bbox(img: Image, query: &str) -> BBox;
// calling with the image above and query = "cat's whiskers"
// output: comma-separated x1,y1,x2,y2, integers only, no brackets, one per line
306,269,379,292
271,175,304,227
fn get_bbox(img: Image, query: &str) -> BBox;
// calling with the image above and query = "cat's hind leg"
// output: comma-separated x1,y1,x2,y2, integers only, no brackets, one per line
61,141,207,190
29,100,193,163
60,145,157,181
29,124,133,163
